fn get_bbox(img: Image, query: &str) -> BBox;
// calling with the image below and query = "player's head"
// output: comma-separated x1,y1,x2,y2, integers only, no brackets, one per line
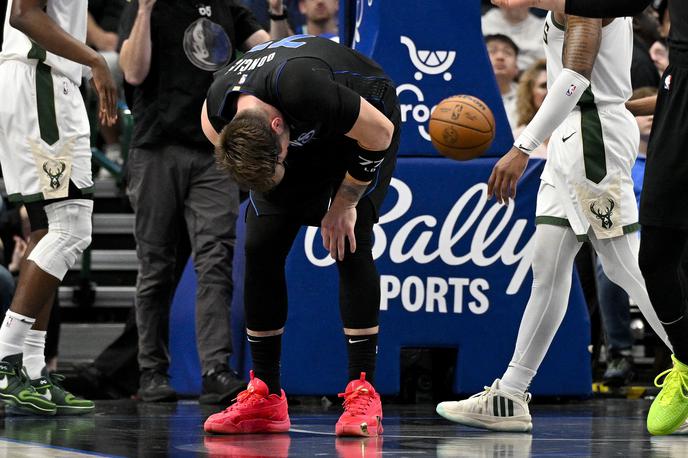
485,34,519,84
215,108,290,192
516,59,547,126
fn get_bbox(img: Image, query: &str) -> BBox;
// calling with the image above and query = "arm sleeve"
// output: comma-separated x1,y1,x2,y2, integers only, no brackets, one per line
229,0,265,46
117,0,138,52
275,58,361,136
565,0,652,18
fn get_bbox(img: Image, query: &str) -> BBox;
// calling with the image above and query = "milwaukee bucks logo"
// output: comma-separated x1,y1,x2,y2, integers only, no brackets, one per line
43,160,66,190
590,198,615,229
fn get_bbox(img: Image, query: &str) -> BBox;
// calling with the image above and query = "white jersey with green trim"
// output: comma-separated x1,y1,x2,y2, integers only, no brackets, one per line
0,0,89,85
543,13,633,106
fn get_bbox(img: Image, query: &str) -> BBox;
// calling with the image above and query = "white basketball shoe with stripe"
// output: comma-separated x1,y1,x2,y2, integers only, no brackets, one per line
436,379,532,432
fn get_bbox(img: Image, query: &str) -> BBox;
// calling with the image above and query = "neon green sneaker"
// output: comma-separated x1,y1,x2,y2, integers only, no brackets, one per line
31,369,95,415
0,354,56,415
647,355,688,435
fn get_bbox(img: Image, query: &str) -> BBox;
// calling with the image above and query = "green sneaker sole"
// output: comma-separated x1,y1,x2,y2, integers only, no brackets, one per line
0,393,57,416
56,403,95,415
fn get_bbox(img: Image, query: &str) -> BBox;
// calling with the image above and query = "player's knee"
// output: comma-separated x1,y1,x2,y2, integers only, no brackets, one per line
27,199,93,280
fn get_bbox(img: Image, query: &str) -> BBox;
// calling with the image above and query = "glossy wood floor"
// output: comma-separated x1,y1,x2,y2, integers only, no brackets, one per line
0,399,686,457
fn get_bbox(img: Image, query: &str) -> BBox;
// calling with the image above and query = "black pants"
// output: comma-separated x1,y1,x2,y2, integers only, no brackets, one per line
639,225,688,360
244,198,381,332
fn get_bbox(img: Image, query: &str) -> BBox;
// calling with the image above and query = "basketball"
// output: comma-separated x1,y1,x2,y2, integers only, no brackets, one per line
428,95,495,161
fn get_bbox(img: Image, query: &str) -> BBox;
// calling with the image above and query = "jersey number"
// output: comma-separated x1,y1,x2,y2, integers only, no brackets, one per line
247,34,314,53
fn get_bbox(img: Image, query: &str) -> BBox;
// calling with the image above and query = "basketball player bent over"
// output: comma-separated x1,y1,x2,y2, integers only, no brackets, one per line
200,36,400,436
0,0,117,414
436,13,672,431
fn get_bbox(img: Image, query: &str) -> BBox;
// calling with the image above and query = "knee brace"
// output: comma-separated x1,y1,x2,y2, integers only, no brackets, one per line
27,199,93,280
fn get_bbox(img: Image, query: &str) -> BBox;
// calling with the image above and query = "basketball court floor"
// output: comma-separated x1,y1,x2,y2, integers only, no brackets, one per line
0,399,685,457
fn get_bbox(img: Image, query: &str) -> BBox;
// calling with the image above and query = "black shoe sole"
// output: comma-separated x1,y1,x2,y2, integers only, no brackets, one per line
139,390,178,403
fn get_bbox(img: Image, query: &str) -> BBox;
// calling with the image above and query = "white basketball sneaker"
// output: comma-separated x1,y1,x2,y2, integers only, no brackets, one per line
436,379,533,432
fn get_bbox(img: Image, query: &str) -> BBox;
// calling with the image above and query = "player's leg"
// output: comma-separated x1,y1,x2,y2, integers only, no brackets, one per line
335,198,383,437
638,225,688,435
437,222,582,432
0,63,95,415
590,232,672,352
203,207,300,434
183,149,244,405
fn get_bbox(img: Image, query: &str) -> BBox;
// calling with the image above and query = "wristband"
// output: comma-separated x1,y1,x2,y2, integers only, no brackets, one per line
514,68,590,154
268,8,288,20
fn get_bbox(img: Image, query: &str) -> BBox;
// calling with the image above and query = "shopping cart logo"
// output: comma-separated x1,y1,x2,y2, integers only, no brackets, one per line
400,36,456,81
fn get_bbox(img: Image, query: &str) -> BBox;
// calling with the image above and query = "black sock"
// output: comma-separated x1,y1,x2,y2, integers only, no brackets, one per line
248,334,282,394
663,316,688,364
346,333,378,384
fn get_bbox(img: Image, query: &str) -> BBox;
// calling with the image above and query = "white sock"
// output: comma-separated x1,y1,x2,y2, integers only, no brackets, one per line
0,310,36,360
23,329,47,380
500,225,582,396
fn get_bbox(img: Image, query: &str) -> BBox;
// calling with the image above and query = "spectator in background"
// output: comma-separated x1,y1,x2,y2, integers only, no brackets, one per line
485,34,520,130
513,59,548,159
596,87,658,386
118,0,289,404
481,6,545,70
297,0,338,40
87,0,127,177
241,0,305,36
631,8,662,89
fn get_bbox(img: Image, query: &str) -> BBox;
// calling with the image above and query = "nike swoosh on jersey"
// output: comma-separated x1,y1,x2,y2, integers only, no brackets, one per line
562,132,576,142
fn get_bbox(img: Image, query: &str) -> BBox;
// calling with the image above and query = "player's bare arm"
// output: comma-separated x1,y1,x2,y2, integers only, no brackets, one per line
626,95,657,117
345,98,394,152
489,14,602,205
10,0,117,125
201,100,219,144
321,98,393,261
120,0,156,86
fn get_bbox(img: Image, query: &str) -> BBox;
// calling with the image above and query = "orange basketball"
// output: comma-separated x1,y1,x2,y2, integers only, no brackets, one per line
428,95,495,161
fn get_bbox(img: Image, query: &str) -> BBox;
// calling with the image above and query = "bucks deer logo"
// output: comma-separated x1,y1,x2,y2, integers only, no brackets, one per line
590,198,615,229
43,160,66,190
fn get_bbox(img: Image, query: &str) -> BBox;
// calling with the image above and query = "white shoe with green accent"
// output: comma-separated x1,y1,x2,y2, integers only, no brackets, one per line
436,379,532,432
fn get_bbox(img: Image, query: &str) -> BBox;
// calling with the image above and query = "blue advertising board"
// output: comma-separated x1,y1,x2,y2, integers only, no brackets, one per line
169,158,592,396
345,0,514,157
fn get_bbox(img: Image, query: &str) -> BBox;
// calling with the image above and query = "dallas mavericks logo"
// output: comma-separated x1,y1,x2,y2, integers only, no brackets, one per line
290,130,316,147
183,18,232,71
590,198,615,229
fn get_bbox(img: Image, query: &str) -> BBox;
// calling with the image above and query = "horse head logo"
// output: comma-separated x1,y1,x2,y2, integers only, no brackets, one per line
590,198,615,230
43,160,66,190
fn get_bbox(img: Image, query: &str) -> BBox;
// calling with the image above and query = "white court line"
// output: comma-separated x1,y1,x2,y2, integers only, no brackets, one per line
289,428,660,442
0,439,112,458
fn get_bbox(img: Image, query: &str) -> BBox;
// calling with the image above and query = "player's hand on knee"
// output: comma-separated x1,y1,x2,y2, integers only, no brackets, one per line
321,206,357,261
487,147,529,205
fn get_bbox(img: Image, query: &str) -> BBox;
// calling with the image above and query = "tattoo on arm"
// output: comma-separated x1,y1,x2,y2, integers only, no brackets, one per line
334,180,368,208
562,15,602,80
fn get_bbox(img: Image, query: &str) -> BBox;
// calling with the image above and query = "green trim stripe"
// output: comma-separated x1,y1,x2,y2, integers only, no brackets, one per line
551,14,566,31
535,216,570,228
577,87,607,184
536,215,640,240
35,62,59,146
27,40,46,62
